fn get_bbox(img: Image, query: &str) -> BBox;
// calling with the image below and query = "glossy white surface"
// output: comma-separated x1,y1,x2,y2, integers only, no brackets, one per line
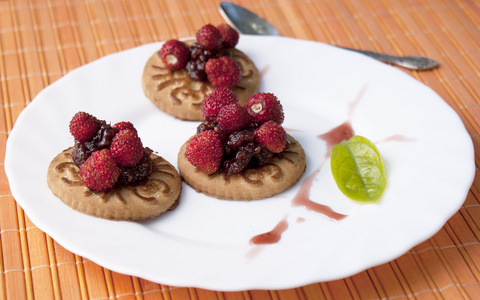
5,36,475,291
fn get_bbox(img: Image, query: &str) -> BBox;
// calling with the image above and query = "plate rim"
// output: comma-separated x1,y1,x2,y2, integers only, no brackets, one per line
5,35,475,291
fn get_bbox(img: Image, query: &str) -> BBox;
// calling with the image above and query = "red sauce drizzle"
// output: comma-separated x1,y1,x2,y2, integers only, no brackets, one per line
250,217,289,245
292,163,347,221
291,121,354,221
317,121,355,157
259,65,270,77
377,134,416,143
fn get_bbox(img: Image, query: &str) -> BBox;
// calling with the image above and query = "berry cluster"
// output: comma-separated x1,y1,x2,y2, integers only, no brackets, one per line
159,23,241,89
186,89,288,175
69,112,152,192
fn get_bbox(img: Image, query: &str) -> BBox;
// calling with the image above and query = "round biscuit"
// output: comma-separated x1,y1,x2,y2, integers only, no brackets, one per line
177,134,306,200
142,40,260,121
47,148,182,221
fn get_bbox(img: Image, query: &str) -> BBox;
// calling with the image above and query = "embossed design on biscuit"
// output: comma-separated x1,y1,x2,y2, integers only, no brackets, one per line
131,158,178,201
56,160,83,186
150,65,212,108
241,163,284,186
233,53,256,83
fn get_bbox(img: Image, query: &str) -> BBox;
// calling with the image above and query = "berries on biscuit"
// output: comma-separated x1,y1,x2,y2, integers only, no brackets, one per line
69,112,154,192
192,92,291,175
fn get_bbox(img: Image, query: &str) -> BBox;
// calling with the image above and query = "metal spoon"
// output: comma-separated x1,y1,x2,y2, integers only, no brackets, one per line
219,2,438,70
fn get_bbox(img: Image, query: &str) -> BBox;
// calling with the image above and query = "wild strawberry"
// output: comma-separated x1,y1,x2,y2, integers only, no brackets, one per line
196,24,222,51
217,23,239,48
159,39,190,70
245,93,284,125
205,56,241,88
254,121,288,153
69,111,100,143
216,103,250,134
113,121,136,132
186,130,223,175
80,149,120,192
110,130,144,167
201,87,238,121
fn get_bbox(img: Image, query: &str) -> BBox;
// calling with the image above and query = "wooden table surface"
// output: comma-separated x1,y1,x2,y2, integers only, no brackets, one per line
1,0,479,299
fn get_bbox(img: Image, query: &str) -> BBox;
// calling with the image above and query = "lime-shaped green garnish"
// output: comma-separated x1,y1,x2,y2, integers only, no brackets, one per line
330,135,386,202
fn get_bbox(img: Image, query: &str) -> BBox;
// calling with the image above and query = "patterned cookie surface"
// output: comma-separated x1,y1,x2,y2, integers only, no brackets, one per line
142,39,260,121
47,148,182,221
177,135,306,200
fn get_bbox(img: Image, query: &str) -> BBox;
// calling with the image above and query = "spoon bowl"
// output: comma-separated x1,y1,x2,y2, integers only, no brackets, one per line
219,2,279,35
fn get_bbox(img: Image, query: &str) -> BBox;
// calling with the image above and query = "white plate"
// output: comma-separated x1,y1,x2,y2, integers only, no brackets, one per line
5,36,475,291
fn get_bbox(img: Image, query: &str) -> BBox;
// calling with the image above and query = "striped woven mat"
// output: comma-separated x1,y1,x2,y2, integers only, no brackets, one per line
1,0,479,299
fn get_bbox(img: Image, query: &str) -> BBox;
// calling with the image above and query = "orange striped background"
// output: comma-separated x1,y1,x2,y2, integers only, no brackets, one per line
1,0,479,299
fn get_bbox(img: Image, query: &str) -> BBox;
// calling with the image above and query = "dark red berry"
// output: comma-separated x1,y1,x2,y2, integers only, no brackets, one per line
159,39,190,70
113,121,136,132
216,103,250,134
80,149,120,192
205,56,241,89
201,87,238,121
217,23,239,48
110,130,144,167
69,111,100,143
186,130,223,175
254,121,288,153
245,93,284,125
196,24,222,51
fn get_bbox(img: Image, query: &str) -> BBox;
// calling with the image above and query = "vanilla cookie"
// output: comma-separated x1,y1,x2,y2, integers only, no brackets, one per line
142,39,259,121
178,135,306,200
48,147,181,221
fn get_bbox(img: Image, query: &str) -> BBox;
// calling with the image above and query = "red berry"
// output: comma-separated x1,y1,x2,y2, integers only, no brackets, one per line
205,56,241,89
196,24,222,51
216,103,250,134
245,93,284,125
201,87,238,121
80,149,120,192
186,130,223,175
69,111,100,143
113,121,136,132
217,23,239,48
254,121,288,153
110,130,144,167
159,39,190,70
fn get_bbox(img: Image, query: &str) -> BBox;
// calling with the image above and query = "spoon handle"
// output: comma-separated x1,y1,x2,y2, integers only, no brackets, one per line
219,2,438,71
339,47,438,70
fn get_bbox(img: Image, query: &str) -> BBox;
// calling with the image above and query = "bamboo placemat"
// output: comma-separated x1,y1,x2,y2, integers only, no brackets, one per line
1,0,479,299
